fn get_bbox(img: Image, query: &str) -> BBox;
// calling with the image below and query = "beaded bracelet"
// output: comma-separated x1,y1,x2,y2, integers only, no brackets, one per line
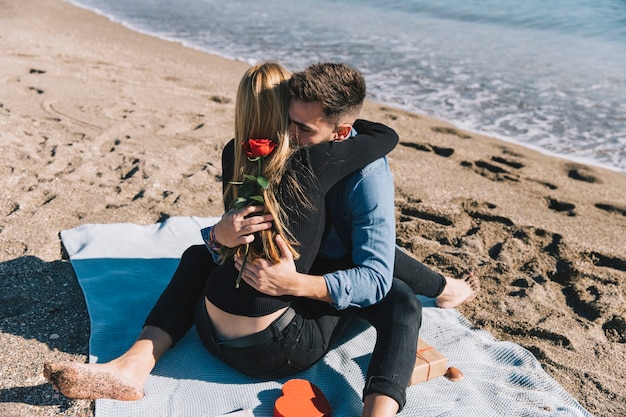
210,226,222,250
203,225,222,252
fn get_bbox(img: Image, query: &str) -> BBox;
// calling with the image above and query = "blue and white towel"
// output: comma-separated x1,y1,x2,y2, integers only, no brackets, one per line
60,216,591,417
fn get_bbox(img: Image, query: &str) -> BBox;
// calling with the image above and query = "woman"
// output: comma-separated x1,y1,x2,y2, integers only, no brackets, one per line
44,62,398,399
197,62,398,377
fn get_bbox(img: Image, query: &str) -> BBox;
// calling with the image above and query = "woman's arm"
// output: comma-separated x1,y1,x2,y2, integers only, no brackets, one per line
205,139,273,251
307,120,399,192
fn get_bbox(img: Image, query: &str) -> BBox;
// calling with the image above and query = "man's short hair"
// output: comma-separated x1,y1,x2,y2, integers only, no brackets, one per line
288,62,366,124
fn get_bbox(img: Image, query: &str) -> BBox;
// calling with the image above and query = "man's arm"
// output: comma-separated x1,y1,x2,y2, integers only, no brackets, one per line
234,157,396,308
233,234,333,302
233,140,396,308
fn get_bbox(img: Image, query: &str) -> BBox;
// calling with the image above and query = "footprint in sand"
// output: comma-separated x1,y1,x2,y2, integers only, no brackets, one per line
602,315,626,343
536,237,613,322
594,203,626,216
509,277,531,297
4,202,21,217
399,205,454,226
566,165,600,183
109,138,122,153
399,141,455,157
587,251,626,272
210,95,232,104
503,324,572,348
461,200,515,226
29,86,44,94
527,178,558,190
561,280,604,322
395,199,460,248
491,156,524,169
121,165,140,181
379,106,420,120
461,157,521,182
132,190,145,201
546,197,576,217
42,194,57,206
430,126,472,139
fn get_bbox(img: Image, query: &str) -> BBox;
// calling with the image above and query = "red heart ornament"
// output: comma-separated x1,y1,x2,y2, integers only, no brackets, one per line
274,379,332,417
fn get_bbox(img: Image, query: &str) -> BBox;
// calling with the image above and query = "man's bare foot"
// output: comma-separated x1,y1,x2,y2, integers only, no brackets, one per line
43,361,144,401
435,272,480,309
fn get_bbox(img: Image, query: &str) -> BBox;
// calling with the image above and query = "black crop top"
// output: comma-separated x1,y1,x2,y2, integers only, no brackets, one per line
204,119,398,316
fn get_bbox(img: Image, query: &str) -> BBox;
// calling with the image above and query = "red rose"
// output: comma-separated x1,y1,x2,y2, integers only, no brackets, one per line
243,138,276,158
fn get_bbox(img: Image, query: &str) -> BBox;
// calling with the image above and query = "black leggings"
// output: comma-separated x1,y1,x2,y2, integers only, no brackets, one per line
144,245,217,343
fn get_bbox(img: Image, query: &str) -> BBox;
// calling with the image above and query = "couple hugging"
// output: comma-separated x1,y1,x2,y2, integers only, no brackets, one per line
44,61,479,417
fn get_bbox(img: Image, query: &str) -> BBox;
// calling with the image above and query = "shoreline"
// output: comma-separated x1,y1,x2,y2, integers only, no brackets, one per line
63,1,626,176
1,0,625,416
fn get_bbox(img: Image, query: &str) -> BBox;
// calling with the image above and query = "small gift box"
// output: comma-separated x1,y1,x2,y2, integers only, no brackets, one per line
410,338,449,385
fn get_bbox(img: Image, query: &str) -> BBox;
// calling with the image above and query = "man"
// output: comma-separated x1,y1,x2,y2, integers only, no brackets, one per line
232,63,478,312
232,63,478,416
225,63,419,416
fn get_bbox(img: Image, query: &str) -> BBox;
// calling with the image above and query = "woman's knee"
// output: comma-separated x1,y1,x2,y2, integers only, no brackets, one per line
180,245,215,269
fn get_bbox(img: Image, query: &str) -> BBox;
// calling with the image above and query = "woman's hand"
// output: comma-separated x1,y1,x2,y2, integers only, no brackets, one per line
213,205,273,248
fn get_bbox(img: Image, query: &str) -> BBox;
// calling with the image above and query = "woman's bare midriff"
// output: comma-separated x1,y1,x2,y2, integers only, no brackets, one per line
204,297,289,340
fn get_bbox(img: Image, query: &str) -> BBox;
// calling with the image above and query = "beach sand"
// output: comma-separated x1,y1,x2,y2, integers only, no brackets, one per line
1,0,624,416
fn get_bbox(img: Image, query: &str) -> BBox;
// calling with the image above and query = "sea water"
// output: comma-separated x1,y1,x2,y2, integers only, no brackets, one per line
68,0,626,173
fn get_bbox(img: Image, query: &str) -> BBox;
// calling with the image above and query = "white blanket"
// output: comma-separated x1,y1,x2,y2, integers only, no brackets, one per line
60,216,591,417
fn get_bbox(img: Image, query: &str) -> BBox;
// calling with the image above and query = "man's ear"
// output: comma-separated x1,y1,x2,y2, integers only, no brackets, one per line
332,123,353,141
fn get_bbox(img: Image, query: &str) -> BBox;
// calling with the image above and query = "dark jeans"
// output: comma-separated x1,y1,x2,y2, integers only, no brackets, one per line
145,245,421,410
394,246,446,298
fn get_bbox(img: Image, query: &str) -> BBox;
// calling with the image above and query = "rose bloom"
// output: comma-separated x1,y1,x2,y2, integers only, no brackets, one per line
243,138,276,158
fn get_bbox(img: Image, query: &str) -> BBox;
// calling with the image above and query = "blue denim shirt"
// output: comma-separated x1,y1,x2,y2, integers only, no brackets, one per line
319,156,395,309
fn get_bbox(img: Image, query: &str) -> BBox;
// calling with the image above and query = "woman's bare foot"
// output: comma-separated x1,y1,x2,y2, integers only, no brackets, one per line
435,272,480,309
43,326,172,400
43,361,144,401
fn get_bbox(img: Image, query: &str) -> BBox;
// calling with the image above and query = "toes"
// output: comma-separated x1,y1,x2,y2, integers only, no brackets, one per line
465,271,481,292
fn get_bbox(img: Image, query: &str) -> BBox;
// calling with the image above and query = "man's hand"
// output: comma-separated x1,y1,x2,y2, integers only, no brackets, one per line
213,205,273,248
234,235,332,302
234,234,298,296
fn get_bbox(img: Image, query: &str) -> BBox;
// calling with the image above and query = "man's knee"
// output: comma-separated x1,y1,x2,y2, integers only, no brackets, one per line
385,280,422,324
389,280,421,308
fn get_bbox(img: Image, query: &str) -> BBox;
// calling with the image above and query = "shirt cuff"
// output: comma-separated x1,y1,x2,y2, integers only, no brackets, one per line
201,225,223,264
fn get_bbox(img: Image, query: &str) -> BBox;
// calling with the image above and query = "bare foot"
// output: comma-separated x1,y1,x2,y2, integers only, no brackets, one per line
43,361,144,401
435,272,480,309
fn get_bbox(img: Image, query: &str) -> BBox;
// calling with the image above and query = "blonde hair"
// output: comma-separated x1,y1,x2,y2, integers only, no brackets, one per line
222,62,300,263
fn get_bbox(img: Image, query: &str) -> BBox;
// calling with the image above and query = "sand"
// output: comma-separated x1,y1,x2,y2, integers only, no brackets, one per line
1,0,624,416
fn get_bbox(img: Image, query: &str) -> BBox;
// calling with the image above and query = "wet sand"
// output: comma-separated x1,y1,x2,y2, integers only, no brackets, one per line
1,0,624,416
